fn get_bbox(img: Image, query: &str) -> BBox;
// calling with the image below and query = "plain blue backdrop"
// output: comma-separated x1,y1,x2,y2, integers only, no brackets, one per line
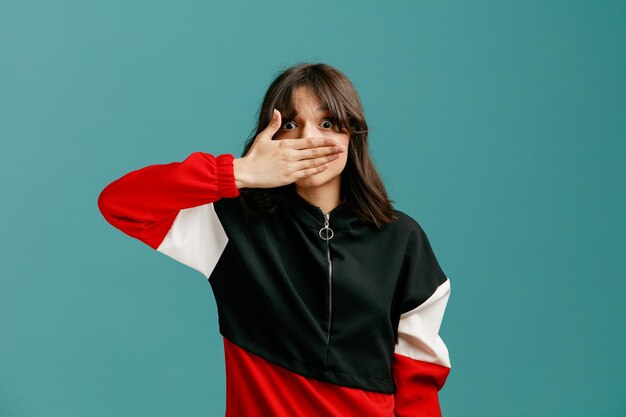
1,1,624,416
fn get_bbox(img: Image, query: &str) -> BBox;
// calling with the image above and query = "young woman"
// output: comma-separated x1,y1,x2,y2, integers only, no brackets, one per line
98,62,452,417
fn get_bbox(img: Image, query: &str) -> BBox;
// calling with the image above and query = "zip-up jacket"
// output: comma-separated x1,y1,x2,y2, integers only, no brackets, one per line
97,152,452,417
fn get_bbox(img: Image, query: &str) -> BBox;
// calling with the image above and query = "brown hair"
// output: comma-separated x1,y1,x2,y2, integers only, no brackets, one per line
238,62,398,229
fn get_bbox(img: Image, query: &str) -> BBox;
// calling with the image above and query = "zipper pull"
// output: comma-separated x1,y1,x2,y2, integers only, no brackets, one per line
319,212,334,240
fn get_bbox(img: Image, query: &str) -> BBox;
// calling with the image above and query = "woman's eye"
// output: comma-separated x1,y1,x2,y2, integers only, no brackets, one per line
282,119,335,130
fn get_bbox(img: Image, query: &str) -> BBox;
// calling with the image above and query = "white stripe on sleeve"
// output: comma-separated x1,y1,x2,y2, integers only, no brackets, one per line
156,203,229,280
395,278,451,368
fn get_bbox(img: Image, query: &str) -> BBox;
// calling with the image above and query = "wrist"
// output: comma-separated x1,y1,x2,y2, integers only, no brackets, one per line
233,157,251,189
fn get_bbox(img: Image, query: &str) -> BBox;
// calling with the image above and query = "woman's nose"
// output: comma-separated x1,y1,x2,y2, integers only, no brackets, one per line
301,122,318,139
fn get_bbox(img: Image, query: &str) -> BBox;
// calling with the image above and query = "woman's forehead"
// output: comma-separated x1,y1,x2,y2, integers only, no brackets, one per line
287,87,334,114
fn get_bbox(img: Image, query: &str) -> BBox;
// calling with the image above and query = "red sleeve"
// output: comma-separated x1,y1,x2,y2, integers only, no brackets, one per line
97,152,239,250
392,282,451,417
392,225,452,417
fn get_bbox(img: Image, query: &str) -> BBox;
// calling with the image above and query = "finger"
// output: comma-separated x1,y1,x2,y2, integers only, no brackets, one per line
293,143,345,161
295,163,330,180
294,152,340,171
281,137,339,150
259,109,282,140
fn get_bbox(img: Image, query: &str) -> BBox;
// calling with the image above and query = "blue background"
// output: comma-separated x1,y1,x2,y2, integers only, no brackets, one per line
1,1,624,416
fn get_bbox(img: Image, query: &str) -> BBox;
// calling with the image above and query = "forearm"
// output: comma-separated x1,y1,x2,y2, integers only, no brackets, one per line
97,152,239,248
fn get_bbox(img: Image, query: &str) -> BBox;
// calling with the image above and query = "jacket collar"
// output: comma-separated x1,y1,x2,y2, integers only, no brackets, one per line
290,192,362,231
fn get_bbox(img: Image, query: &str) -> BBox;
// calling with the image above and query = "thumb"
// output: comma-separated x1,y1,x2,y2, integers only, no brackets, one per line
261,108,282,140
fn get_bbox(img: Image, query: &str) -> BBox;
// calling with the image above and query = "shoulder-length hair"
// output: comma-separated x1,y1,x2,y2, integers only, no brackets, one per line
238,62,398,229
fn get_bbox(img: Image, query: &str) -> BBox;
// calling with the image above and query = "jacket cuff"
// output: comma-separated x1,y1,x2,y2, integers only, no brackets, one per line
216,153,240,198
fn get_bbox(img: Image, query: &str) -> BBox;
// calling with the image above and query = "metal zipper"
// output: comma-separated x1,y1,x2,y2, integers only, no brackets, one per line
318,210,334,347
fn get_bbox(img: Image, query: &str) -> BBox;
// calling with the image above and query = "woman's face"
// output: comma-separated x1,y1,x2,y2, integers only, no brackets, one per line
273,86,350,192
